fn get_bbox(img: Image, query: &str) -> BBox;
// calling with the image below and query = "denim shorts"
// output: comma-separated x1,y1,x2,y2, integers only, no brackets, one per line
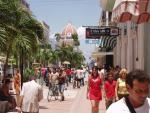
58,84,65,93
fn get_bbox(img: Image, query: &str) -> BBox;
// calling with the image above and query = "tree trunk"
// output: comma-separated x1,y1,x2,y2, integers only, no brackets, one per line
4,49,10,78
19,49,23,88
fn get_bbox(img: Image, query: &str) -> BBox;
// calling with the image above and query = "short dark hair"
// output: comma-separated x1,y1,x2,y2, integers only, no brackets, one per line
126,69,150,88
3,78,11,84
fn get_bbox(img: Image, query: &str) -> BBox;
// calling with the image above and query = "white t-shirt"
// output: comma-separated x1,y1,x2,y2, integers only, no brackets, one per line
106,97,150,113
20,80,43,112
76,69,84,79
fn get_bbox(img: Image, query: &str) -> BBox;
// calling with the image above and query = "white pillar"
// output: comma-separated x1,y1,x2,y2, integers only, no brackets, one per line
106,11,109,26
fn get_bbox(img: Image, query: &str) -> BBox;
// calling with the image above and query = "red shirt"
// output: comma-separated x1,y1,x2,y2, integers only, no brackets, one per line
88,76,102,101
65,69,71,76
104,80,116,99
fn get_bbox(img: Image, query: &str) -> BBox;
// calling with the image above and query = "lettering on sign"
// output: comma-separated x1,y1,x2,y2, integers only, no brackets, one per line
85,27,120,39
85,39,101,44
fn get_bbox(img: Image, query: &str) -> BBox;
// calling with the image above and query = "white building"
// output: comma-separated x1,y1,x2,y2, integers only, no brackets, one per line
100,0,150,75
41,21,50,44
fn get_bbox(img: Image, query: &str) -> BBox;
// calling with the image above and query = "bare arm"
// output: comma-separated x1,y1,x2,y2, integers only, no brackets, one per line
48,74,52,83
115,79,119,100
86,75,90,99
103,82,107,99
18,96,23,107
14,95,23,113
38,87,43,102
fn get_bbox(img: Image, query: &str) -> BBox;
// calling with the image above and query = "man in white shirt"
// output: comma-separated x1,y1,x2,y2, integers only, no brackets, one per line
76,67,84,88
107,69,150,113
17,77,43,113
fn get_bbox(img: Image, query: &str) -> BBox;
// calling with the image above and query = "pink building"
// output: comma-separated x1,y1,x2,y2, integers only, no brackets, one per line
58,23,78,47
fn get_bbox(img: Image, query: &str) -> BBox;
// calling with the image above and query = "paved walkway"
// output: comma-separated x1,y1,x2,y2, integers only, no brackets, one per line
70,86,106,113
39,85,106,113
8,85,106,113
39,85,79,113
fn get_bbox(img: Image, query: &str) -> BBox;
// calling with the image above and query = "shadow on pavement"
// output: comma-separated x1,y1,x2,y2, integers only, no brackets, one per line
39,106,48,109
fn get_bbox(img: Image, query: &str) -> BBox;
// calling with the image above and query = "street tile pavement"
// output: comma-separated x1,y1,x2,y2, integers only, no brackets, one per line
40,85,106,113
69,86,106,113
39,85,80,113
8,85,106,113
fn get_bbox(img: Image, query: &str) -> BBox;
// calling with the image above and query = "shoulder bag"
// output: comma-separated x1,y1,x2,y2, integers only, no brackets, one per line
125,96,136,113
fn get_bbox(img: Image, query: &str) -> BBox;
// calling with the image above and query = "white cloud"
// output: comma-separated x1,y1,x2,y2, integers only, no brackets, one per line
77,26,85,39
49,33,55,39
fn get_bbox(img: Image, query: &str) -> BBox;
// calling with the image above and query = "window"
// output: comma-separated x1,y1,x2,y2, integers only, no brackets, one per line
124,24,127,35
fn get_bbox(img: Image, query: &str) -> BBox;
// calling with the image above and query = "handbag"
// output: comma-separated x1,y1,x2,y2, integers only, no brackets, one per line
125,96,136,113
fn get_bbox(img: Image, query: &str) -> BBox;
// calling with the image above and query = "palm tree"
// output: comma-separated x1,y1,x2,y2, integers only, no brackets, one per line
72,33,80,46
0,26,6,51
15,18,44,84
35,44,53,66
70,51,85,68
0,0,44,82
56,45,73,63
55,33,61,42
49,50,59,65
54,45,85,68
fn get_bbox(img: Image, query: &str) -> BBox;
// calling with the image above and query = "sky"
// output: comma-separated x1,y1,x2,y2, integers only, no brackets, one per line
26,0,102,62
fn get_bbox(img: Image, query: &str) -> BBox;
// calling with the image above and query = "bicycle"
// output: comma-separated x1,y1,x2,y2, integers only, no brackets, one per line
47,83,59,102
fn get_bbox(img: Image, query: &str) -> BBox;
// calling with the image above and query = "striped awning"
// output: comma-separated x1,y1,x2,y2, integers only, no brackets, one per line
99,36,117,50
112,0,150,24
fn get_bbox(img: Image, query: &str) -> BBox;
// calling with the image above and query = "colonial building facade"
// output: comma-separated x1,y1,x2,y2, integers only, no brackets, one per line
100,0,150,75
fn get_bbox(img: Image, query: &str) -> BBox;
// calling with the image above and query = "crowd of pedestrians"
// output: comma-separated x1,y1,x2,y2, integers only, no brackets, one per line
0,64,150,113
107,69,150,113
86,64,150,113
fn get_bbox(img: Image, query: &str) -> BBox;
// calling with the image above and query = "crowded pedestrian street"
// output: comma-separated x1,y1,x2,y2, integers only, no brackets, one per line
6,83,106,113
39,84,106,113
39,84,79,113
1,0,150,113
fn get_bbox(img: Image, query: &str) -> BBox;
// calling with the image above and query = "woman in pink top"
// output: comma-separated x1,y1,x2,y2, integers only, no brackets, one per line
87,66,102,113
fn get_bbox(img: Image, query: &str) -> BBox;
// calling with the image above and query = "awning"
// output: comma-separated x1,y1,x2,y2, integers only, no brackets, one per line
138,0,150,23
92,52,114,56
63,61,70,65
99,36,117,50
112,0,150,24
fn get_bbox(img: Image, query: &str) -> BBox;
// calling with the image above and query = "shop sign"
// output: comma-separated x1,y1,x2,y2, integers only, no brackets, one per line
85,26,120,39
